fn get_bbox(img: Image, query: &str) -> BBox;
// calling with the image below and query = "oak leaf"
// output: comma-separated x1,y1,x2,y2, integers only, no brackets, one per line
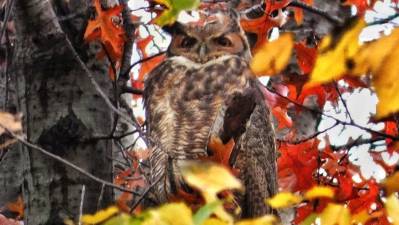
84,0,125,60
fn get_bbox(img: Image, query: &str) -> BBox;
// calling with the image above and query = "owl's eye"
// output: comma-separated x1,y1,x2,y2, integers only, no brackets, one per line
180,36,197,48
214,36,233,47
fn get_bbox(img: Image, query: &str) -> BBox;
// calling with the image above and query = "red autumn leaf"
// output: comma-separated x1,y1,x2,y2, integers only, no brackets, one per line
84,0,125,60
115,150,149,213
342,76,368,89
336,173,355,201
298,84,339,107
320,144,348,176
278,139,319,192
370,151,396,174
342,0,376,15
365,214,391,225
240,0,291,50
348,180,379,214
293,203,313,224
383,121,399,154
131,36,165,90
294,41,317,74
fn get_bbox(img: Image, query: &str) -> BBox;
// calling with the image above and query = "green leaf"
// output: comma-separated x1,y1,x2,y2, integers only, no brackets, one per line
193,201,222,225
154,0,200,26
104,214,141,225
300,213,317,225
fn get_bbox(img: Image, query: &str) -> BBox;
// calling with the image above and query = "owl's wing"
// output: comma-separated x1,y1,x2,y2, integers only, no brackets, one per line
227,80,278,218
142,59,183,205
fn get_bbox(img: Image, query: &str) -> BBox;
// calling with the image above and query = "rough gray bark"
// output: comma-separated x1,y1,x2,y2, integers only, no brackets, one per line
4,0,115,223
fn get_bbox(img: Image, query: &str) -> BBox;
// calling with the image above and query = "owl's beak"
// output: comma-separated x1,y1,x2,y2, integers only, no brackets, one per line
199,43,207,61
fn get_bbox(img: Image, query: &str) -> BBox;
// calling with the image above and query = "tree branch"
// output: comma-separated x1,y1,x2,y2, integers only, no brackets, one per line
288,1,343,25
267,86,399,141
368,13,399,26
0,126,141,195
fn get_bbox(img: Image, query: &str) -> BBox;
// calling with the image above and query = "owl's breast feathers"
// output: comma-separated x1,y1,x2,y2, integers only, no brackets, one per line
143,55,256,202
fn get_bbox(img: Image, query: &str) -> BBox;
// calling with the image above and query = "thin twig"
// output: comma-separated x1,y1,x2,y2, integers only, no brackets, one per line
1,126,141,195
130,174,163,212
334,82,354,123
121,51,166,79
368,13,399,26
267,86,399,141
279,121,339,144
333,136,386,152
121,86,144,95
288,0,343,25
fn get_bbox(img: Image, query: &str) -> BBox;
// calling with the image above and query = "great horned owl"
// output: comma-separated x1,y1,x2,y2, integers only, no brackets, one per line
143,8,277,217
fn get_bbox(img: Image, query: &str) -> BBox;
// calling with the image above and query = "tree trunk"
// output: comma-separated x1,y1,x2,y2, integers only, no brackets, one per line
10,0,114,223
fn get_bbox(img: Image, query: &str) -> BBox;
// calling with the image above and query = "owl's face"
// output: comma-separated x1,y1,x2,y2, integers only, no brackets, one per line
167,9,251,64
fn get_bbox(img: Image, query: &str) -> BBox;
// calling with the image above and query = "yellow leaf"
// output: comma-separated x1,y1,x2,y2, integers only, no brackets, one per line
181,161,241,223
202,218,228,225
250,33,294,76
383,171,399,195
351,210,373,225
265,192,302,209
304,186,334,200
181,161,242,202
369,31,399,118
307,21,399,118
81,206,119,224
235,215,277,225
143,203,193,225
320,203,350,225
385,194,399,225
308,20,365,86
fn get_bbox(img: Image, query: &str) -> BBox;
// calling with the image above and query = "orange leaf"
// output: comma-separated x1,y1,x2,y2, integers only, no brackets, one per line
6,196,24,219
207,136,235,167
84,0,125,61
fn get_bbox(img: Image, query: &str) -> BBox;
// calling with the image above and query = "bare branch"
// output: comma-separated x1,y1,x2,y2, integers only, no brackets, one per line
288,1,343,25
1,125,141,195
368,13,399,26
267,86,399,141
279,120,339,144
